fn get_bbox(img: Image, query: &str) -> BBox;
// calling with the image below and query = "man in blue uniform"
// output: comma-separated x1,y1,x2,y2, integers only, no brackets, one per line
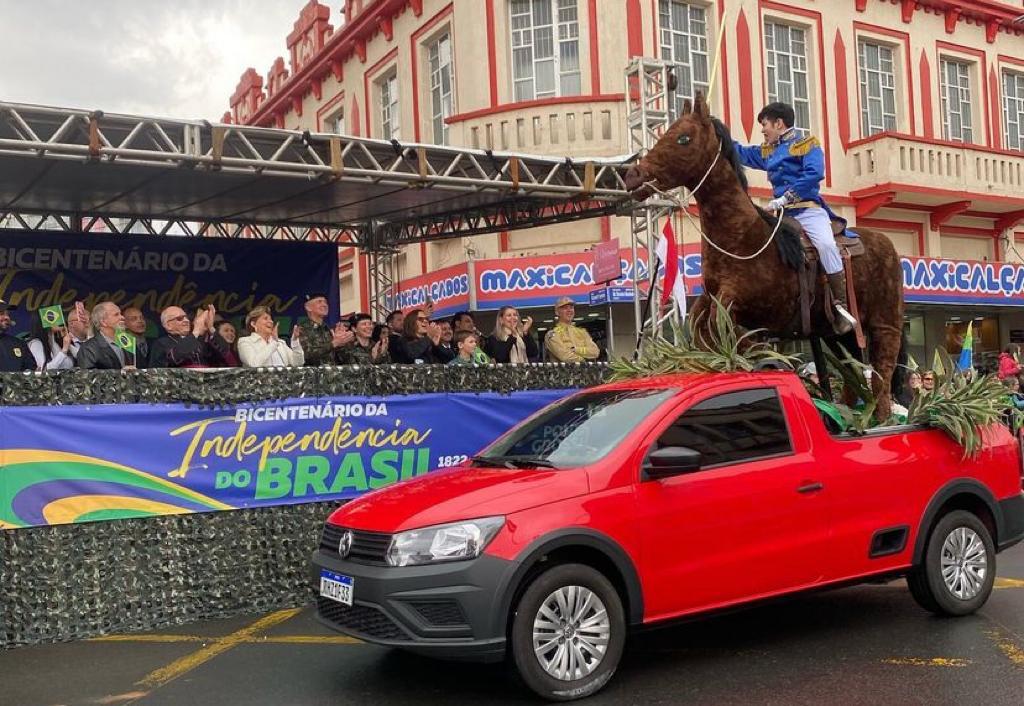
733,102,857,335
0,299,35,372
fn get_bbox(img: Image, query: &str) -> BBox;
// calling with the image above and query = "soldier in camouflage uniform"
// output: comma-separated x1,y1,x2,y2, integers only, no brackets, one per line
344,313,390,365
296,293,353,366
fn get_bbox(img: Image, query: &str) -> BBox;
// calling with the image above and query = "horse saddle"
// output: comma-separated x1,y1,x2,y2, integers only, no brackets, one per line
782,214,866,346
780,214,866,260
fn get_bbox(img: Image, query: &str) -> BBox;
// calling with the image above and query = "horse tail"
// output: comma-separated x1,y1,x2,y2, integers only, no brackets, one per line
891,330,909,401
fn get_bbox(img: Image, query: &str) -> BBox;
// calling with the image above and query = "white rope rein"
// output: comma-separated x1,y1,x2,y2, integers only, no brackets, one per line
639,140,786,261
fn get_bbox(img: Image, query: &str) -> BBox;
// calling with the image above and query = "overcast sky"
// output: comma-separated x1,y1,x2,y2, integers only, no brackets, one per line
0,0,320,121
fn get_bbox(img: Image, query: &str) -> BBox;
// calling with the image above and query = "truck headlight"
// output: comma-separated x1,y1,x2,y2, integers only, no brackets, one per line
386,516,505,567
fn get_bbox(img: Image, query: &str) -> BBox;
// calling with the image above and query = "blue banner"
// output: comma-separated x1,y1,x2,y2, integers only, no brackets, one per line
0,390,571,528
0,228,340,334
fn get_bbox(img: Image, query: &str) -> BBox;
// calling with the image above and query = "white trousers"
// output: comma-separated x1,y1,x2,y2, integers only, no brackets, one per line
793,207,843,274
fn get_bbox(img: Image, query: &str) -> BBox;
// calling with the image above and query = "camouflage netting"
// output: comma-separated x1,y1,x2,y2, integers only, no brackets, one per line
0,501,341,647
0,364,609,647
0,362,609,407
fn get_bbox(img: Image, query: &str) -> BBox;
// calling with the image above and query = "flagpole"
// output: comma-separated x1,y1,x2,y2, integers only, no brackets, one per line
633,256,661,360
705,10,729,105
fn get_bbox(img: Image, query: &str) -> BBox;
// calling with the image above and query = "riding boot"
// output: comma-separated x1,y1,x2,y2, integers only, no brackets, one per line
826,272,857,335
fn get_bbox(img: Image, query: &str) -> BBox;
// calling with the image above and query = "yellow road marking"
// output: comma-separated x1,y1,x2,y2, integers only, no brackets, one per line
881,658,971,668
136,609,301,689
91,633,361,645
995,578,1024,590
91,634,207,643
986,629,1024,667
87,693,150,704
258,635,362,644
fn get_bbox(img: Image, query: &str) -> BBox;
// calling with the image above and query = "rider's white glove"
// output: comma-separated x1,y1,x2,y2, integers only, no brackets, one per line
767,196,787,212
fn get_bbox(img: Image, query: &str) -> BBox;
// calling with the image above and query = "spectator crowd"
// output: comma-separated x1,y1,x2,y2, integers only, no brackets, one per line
0,293,605,373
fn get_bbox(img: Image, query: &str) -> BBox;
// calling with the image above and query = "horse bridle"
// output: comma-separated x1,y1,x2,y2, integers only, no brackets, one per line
639,138,786,261
639,139,721,202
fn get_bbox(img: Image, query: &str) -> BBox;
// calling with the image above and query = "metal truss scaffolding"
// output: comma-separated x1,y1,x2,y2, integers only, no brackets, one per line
0,101,636,317
624,58,679,340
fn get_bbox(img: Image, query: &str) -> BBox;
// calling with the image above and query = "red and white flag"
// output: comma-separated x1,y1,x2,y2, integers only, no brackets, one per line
655,217,687,320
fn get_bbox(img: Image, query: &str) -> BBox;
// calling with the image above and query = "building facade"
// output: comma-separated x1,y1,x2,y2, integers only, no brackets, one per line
228,0,1024,364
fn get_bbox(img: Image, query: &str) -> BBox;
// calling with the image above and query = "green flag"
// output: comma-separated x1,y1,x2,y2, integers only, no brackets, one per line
114,329,136,355
957,326,973,371
39,305,65,329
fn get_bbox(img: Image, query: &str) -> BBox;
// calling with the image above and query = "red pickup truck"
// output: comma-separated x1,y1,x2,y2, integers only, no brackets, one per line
312,371,1024,701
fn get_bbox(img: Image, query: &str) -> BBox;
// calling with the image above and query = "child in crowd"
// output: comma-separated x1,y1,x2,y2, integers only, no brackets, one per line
1003,376,1024,409
448,330,479,367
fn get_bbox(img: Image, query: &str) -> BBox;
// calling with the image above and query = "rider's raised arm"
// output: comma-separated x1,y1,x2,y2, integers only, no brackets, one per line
784,137,825,202
731,140,768,171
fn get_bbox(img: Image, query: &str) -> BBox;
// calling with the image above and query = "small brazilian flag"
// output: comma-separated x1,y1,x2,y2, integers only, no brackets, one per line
114,329,136,355
39,305,65,329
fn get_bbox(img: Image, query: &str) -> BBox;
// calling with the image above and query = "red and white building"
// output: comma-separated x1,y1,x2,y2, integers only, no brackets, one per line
228,0,1024,363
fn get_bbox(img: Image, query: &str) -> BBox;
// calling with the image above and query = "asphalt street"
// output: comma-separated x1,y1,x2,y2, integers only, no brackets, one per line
5,544,1024,706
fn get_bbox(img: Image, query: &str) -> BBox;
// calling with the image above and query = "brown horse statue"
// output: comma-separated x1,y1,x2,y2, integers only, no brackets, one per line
623,93,904,419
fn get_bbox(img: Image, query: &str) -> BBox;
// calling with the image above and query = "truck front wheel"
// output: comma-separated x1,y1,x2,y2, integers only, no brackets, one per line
510,563,625,701
907,510,996,616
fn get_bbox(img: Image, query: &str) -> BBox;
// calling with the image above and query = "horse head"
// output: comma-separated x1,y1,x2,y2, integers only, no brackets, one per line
624,92,735,199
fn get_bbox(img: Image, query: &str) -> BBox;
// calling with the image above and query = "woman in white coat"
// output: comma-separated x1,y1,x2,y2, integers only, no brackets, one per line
238,306,304,367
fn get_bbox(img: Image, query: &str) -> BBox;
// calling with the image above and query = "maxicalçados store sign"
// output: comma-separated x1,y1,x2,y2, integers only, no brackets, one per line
901,257,1024,305
385,263,471,317
475,246,703,310
389,248,1024,312
0,391,569,528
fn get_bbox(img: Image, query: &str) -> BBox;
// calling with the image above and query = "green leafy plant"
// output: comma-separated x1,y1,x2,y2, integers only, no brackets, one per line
610,297,799,379
818,346,880,433
611,300,1018,457
905,348,1022,457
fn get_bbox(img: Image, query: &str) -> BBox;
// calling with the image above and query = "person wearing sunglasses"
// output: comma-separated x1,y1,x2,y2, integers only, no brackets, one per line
394,308,453,364
149,304,230,368
921,370,936,392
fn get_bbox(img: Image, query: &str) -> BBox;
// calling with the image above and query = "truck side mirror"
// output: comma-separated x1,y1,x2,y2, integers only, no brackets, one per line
643,446,703,479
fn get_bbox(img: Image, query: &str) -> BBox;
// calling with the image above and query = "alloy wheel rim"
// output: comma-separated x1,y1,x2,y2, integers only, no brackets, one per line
940,526,987,600
532,585,611,681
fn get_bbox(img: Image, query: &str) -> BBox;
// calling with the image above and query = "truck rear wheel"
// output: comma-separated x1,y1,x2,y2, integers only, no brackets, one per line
907,510,995,617
510,563,625,701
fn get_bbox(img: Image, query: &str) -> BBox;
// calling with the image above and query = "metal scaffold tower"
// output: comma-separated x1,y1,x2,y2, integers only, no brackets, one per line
624,58,679,341
367,244,398,319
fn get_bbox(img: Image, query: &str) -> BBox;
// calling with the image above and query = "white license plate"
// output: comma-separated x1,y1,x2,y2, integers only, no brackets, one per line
320,569,354,606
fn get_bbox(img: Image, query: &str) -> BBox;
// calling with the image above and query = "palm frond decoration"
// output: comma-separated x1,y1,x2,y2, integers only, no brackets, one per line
609,297,799,380
907,371,1020,457
610,298,1018,457
819,346,879,432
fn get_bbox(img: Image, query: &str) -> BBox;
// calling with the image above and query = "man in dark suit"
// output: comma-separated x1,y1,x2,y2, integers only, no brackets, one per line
122,306,155,368
385,310,405,362
77,301,131,370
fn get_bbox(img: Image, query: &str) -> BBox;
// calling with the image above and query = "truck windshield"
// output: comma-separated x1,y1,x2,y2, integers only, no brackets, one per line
476,388,675,468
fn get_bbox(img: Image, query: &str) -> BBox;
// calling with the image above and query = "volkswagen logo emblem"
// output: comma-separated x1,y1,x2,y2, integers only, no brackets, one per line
338,530,353,558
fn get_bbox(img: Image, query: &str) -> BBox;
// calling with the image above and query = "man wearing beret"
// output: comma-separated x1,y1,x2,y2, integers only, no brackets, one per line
544,297,600,363
296,293,354,366
0,299,35,372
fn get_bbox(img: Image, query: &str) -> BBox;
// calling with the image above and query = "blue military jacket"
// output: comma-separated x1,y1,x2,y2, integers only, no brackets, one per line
733,128,848,229
733,128,824,204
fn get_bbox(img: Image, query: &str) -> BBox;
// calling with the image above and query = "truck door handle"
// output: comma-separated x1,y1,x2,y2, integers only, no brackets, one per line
797,482,824,494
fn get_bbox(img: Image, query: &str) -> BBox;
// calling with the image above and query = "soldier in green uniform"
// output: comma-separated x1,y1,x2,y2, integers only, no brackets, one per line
296,293,353,366
344,313,390,365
